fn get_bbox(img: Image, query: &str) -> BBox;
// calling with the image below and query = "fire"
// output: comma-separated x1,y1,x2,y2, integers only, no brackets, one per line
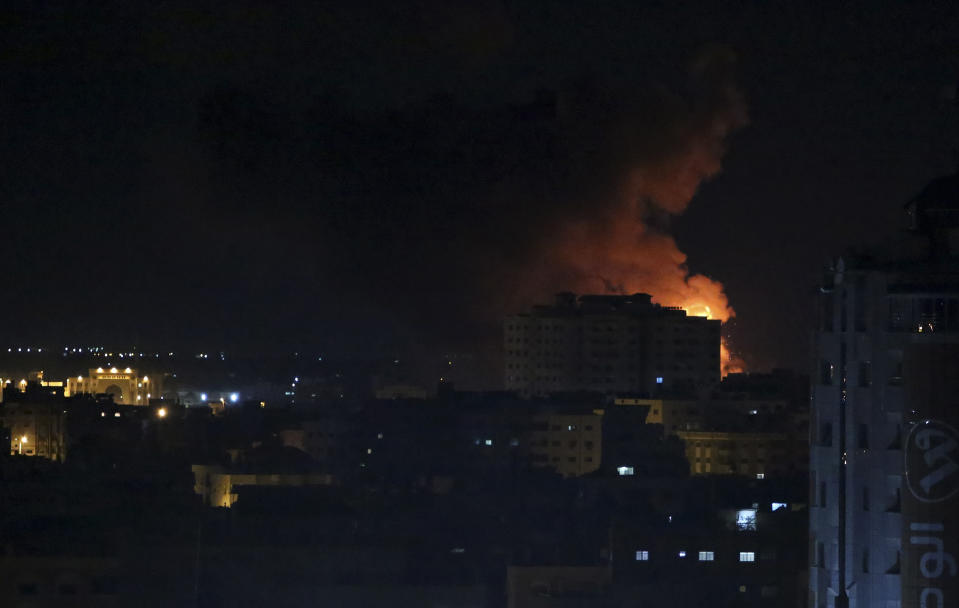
677,299,744,377
509,49,748,379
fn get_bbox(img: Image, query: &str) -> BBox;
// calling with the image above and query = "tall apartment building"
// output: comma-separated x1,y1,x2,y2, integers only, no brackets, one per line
505,292,721,397
810,174,959,608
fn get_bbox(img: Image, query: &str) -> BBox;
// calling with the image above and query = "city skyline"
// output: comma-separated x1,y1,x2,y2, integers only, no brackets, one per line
2,2,957,376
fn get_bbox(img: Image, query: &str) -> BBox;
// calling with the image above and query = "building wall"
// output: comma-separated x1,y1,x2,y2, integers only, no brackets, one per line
190,465,334,507
677,430,790,478
65,368,158,405
504,294,721,397
809,261,959,608
528,412,603,477
506,566,609,608
0,402,66,460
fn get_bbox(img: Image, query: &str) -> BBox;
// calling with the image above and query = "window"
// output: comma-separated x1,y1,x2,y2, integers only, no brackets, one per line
756,473,765,480
739,552,756,562
819,481,827,508
863,486,870,511
862,547,869,573
816,542,825,568
698,551,714,561
656,377,664,384
617,466,634,476
736,509,757,531
635,550,649,561
858,361,871,387
858,424,869,450
678,550,687,558
820,360,834,384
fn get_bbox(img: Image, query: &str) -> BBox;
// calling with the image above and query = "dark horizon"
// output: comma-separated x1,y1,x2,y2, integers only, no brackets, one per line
3,1,958,375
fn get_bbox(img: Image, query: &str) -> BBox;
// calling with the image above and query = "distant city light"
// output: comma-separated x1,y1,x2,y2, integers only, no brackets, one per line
200,393,208,401
157,407,167,418
229,393,239,403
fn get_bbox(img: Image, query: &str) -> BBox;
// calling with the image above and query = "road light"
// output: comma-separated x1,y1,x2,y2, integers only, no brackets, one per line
157,407,167,418
18,435,27,455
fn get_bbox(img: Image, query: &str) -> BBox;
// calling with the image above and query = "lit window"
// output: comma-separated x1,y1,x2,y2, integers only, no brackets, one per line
756,473,765,479
656,377,664,384
698,551,714,561
739,552,755,562
635,550,649,561
484,439,493,446
617,466,634,476
678,550,687,558
771,502,787,511
736,509,757,531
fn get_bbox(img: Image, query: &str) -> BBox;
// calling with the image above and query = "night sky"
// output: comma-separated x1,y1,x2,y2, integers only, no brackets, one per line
2,1,958,379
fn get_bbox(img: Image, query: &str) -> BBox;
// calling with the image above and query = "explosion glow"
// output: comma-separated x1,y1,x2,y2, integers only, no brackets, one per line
518,50,748,377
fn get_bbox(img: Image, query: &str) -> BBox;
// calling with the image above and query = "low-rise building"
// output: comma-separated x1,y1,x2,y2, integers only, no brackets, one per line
191,464,334,508
0,402,66,460
65,367,158,405
528,410,604,477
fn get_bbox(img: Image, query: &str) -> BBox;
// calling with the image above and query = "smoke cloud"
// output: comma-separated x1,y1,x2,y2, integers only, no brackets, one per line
497,49,748,374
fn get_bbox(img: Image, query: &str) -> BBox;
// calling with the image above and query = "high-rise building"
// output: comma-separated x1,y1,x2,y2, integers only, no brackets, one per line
810,174,959,608
504,292,721,397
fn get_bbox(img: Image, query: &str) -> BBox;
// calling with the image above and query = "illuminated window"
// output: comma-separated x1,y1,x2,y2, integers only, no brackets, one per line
635,550,649,561
736,509,757,531
756,473,765,479
739,552,755,562
698,551,714,561
678,550,687,558
617,466,634,476
656,377,664,384
771,502,787,511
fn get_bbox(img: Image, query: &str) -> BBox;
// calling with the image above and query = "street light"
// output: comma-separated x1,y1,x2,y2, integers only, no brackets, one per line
157,407,167,418
18,435,27,455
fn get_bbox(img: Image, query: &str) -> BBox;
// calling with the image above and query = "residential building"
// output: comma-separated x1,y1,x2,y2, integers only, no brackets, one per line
505,292,721,397
0,402,66,460
810,173,959,608
528,410,604,477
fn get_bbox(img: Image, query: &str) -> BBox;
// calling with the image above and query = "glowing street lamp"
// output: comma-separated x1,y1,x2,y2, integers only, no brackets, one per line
18,435,27,455
157,407,167,418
